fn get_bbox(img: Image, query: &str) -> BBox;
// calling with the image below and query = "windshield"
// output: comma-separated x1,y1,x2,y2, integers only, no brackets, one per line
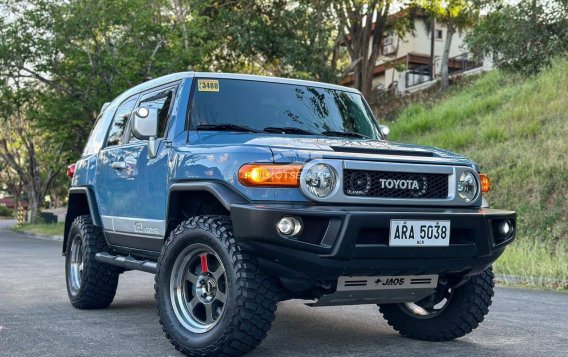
189,78,382,140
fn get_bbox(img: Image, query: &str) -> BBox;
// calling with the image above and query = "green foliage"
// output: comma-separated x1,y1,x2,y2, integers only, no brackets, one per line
467,0,568,76
0,0,340,204
13,222,65,236
0,205,13,217
495,238,568,290
418,0,479,28
0,0,339,162
390,60,568,285
199,0,338,81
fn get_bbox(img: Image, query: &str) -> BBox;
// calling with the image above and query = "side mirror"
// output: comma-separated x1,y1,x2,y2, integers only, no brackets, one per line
132,107,158,139
379,125,390,139
132,107,159,158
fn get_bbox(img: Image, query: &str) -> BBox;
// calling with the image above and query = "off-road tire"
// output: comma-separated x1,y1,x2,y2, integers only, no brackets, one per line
65,215,120,309
155,215,280,356
379,268,495,341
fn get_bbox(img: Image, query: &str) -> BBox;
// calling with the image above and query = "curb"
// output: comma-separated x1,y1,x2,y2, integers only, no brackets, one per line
12,230,63,242
495,274,568,289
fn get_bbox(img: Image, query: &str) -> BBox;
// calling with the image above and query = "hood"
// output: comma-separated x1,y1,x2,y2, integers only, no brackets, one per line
194,132,475,167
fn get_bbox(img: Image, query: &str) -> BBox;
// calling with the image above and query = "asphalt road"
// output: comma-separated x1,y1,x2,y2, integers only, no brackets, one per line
1,219,567,357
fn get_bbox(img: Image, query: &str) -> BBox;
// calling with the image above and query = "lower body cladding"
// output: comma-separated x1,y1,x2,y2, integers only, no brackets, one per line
308,274,438,307
231,203,515,302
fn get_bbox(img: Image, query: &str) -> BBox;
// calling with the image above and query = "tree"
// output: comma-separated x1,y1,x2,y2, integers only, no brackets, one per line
333,0,413,98
467,0,568,77
189,0,339,81
0,0,197,159
0,0,340,161
0,82,63,222
420,0,480,90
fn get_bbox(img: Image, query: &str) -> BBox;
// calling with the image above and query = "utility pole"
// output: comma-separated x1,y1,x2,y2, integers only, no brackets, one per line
430,18,436,81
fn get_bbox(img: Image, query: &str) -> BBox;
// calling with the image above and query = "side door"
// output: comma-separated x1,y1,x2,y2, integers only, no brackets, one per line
96,84,179,253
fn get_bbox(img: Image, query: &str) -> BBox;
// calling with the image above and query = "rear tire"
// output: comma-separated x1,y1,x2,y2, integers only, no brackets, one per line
65,215,120,309
155,215,279,356
379,268,494,341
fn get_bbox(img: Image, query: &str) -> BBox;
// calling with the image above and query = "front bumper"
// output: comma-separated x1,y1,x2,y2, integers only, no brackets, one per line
231,204,516,280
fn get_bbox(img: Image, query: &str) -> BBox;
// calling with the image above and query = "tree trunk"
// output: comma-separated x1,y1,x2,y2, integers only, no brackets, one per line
27,185,41,223
174,0,188,50
441,24,455,91
360,62,375,99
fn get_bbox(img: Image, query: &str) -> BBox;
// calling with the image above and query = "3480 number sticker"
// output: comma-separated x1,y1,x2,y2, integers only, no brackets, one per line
198,79,219,92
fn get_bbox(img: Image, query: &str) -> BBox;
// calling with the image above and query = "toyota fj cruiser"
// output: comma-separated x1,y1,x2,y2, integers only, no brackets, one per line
64,73,516,356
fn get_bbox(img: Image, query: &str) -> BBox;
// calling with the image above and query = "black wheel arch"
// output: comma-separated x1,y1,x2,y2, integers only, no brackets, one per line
63,187,102,256
165,182,248,238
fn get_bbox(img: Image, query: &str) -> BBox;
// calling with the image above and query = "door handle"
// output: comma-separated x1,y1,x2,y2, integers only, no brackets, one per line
111,161,126,170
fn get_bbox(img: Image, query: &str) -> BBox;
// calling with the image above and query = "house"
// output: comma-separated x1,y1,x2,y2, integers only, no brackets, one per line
341,12,491,94
0,197,18,209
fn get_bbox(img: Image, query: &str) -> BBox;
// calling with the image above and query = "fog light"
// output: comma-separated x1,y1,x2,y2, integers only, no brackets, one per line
277,216,302,236
500,220,513,236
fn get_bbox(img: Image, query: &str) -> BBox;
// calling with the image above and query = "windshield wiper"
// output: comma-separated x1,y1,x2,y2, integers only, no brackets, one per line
321,130,369,139
195,123,260,133
262,127,316,135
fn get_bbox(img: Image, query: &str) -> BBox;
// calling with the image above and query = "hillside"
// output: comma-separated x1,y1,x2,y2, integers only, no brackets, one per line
387,61,568,288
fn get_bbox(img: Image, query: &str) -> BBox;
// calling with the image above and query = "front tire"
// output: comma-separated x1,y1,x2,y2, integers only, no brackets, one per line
65,215,120,309
379,268,495,341
155,216,279,356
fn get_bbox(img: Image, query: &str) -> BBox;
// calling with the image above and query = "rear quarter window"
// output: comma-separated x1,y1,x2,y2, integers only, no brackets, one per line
82,109,114,156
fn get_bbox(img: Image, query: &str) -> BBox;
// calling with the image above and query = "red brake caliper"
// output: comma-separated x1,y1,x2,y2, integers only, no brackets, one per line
200,253,209,273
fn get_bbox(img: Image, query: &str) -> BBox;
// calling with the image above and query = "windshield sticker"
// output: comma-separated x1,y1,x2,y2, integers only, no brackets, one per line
198,79,219,92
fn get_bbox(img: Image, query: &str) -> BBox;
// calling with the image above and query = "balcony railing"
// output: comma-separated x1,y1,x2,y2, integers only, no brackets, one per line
447,52,483,75
405,64,432,88
405,53,484,89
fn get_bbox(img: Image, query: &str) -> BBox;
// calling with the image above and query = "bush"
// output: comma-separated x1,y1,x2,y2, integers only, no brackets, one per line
0,205,14,217
467,1,568,76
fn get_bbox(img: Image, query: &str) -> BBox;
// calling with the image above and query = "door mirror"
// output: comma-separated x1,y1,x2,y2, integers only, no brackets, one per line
131,107,158,140
379,125,390,139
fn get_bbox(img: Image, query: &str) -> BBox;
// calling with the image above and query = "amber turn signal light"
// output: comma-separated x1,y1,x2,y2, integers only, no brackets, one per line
479,173,490,193
238,164,302,187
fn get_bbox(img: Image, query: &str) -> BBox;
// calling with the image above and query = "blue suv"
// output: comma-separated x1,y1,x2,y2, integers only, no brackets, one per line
64,73,515,356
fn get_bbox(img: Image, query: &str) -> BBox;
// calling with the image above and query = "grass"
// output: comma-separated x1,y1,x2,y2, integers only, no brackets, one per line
13,222,65,236
386,60,568,290
494,239,568,290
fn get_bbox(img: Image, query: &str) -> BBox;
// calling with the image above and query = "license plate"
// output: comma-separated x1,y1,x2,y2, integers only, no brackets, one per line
389,220,450,247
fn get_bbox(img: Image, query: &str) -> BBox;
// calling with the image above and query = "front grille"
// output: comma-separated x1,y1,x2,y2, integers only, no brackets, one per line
344,170,449,199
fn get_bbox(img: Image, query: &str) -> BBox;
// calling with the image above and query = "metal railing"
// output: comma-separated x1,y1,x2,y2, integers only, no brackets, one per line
404,53,483,89
405,64,433,88
447,52,483,75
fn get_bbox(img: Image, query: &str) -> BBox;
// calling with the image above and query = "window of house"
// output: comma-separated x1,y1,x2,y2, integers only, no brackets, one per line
436,29,443,40
106,96,138,147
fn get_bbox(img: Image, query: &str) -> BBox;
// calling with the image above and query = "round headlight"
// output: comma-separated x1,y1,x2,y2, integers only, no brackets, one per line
457,172,478,202
304,163,337,198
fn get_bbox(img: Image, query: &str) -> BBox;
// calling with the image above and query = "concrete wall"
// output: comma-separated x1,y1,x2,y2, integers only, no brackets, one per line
411,19,468,58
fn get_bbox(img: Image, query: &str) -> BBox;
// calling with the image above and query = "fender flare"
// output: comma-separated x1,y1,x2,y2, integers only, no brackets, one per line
167,182,248,214
63,187,101,255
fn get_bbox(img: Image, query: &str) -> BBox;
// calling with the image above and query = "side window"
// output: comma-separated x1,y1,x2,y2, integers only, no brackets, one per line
82,110,114,156
106,96,138,147
134,87,175,141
